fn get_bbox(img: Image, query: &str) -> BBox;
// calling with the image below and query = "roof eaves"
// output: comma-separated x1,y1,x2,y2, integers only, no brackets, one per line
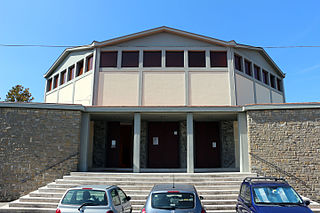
43,44,94,78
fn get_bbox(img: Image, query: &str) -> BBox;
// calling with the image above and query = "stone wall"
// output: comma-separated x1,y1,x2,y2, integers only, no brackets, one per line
92,120,107,168
247,109,320,202
179,121,187,169
140,121,148,168
220,121,235,168
0,107,81,201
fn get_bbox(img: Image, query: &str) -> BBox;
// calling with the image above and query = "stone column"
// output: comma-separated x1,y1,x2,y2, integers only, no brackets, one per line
238,112,249,172
133,113,141,173
187,113,194,173
79,113,90,172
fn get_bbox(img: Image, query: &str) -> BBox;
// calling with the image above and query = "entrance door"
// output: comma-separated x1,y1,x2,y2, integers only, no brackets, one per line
195,122,221,168
106,122,133,168
148,122,180,168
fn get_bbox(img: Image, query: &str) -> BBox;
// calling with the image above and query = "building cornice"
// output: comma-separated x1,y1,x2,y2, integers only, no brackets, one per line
43,26,285,78
2,102,319,113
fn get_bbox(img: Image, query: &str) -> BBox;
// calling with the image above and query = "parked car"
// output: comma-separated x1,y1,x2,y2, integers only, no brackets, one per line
141,183,206,213
236,177,313,213
56,185,132,213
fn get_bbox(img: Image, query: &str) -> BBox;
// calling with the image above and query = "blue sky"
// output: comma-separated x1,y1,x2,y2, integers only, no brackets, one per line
0,0,320,103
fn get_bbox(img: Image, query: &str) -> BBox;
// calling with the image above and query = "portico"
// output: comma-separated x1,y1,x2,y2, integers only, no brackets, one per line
78,106,249,173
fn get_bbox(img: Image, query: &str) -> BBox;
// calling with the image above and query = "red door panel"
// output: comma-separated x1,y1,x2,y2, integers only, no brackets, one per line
195,122,221,168
148,122,180,168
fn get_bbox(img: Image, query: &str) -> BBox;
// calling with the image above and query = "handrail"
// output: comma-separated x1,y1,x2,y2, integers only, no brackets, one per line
249,152,312,190
21,152,79,183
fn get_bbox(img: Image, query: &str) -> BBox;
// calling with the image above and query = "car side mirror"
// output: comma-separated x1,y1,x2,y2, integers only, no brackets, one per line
199,196,204,200
127,196,131,201
304,200,310,206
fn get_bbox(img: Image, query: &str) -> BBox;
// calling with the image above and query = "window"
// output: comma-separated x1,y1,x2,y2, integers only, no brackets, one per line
76,60,84,77
53,75,59,89
166,51,184,67
270,74,276,88
151,192,194,209
277,78,282,91
122,51,139,67
61,189,108,206
60,70,66,85
143,51,161,67
111,189,121,206
68,66,75,81
47,78,52,92
240,184,251,202
262,70,269,85
234,54,242,71
188,51,205,67
244,60,252,76
86,55,93,71
254,65,261,81
100,51,117,67
210,51,227,67
117,188,128,203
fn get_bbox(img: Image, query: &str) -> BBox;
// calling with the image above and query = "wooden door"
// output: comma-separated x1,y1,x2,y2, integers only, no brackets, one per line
148,122,180,168
195,122,221,168
105,122,133,168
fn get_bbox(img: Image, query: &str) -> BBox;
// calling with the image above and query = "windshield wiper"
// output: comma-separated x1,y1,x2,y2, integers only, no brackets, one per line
78,202,99,211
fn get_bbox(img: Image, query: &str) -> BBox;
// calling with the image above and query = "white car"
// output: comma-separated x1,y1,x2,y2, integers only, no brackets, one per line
56,185,132,213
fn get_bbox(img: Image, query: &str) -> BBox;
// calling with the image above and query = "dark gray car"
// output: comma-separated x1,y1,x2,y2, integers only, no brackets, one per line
56,185,132,213
142,184,205,213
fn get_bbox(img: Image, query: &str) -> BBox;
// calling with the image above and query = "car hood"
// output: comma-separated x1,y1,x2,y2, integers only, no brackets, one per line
254,205,312,213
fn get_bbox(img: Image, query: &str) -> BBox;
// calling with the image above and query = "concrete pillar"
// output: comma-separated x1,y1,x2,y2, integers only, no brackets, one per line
133,113,141,173
238,113,250,172
187,113,194,173
79,113,90,172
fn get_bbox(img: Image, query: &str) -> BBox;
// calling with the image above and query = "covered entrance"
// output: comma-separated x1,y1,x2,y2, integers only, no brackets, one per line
82,108,249,173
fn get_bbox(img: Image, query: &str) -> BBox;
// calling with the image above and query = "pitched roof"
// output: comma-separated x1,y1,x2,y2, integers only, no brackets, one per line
44,26,285,78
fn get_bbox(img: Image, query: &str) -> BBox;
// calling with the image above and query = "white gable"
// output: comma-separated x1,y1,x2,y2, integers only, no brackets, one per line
115,32,225,48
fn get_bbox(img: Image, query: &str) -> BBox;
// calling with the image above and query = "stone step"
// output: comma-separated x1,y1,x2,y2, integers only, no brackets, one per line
63,175,248,181
129,199,236,205
70,172,253,177
29,191,63,198
19,196,60,204
48,183,241,191
52,180,242,186
9,202,57,209
0,207,55,213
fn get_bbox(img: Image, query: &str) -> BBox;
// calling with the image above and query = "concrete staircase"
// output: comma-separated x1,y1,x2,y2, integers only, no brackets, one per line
1,172,319,213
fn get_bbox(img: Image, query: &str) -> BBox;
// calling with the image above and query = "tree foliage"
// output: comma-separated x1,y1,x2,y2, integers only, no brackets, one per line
5,85,34,102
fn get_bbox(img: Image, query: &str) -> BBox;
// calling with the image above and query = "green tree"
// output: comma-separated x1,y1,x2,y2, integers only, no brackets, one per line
5,85,34,102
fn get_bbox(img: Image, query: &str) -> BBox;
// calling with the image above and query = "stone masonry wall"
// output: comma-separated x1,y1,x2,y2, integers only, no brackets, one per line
220,121,235,168
0,107,81,201
247,109,320,202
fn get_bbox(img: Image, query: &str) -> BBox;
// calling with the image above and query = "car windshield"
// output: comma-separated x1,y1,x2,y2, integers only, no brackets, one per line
253,186,303,204
61,189,108,206
151,192,194,209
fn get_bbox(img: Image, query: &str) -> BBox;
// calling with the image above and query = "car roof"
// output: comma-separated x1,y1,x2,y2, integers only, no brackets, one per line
250,181,290,186
151,184,195,192
69,185,114,190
